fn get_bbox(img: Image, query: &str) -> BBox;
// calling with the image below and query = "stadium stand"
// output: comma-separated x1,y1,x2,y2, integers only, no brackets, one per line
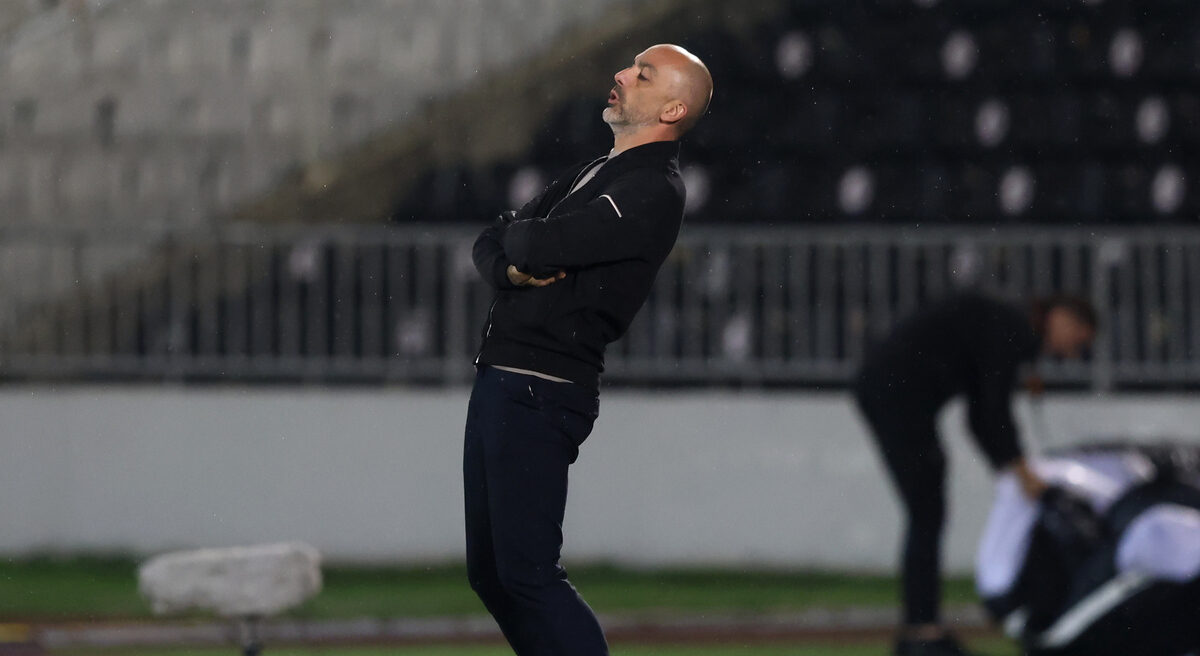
391,0,1200,226
0,0,644,227
4,0,1200,388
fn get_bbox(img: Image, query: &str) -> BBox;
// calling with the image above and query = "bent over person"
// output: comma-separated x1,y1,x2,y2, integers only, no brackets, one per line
854,292,1097,656
463,44,712,655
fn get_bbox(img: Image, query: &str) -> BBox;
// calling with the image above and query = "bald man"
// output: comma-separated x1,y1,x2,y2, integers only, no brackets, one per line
465,45,712,655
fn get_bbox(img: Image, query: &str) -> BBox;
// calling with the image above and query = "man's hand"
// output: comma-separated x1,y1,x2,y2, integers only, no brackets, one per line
507,265,566,288
1009,457,1049,500
1024,374,1046,397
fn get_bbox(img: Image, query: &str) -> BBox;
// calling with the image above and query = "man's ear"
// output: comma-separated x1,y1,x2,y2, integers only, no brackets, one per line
659,100,688,125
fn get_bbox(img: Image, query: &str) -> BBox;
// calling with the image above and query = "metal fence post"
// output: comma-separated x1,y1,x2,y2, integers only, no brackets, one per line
1090,236,1119,393
442,237,473,385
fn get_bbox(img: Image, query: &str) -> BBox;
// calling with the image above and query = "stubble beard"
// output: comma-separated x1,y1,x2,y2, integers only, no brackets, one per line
603,103,651,136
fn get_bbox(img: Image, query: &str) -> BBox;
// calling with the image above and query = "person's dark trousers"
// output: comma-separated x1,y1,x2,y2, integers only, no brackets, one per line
855,387,947,628
463,365,607,656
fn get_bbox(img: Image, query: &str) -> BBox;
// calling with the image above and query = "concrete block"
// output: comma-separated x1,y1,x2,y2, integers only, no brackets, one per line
138,542,322,617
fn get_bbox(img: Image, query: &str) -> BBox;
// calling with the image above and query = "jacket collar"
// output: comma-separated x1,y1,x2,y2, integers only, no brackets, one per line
574,140,680,193
605,140,680,170
539,140,681,218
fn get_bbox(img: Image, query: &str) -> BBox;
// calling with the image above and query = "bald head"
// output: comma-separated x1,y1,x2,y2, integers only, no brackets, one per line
603,44,713,142
645,44,713,134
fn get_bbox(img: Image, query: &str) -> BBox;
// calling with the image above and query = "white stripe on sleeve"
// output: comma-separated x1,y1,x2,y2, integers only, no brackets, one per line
600,194,622,217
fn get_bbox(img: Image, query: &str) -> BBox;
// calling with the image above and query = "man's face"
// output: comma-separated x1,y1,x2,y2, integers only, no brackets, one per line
603,48,672,130
1044,307,1096,359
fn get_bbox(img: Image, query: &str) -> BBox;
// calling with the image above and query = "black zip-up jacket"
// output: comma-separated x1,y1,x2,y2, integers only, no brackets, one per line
854,292,1042,470
472,140,685,390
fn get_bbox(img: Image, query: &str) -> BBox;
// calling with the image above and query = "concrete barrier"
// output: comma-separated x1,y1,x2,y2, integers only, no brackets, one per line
139,542,321,617
1,386,1197,572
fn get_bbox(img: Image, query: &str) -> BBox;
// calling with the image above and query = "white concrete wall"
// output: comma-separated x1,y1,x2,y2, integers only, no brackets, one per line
1,387,1198,572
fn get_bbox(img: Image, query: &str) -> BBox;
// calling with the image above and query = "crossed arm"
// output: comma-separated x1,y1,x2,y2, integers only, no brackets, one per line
471,213,565,289
472,174,673,290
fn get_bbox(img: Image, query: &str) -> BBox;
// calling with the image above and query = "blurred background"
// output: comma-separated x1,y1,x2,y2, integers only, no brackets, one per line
1,0,1199,653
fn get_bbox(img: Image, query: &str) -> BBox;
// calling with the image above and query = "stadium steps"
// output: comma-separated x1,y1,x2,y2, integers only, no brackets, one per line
220,0,782,227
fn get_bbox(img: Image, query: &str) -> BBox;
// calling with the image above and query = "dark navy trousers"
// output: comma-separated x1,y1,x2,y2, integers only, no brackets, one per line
854,385,947,628
463,365,607,655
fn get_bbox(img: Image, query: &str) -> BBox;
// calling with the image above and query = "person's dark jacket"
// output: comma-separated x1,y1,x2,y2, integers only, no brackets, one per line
472,140,685,390
854,292,1042,469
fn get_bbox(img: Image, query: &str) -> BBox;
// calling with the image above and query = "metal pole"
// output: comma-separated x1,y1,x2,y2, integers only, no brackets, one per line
238,616,263,656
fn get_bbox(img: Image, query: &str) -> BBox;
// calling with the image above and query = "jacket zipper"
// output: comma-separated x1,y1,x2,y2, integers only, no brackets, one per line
476,155,604,365
475,298,498,364
546,156,607,217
